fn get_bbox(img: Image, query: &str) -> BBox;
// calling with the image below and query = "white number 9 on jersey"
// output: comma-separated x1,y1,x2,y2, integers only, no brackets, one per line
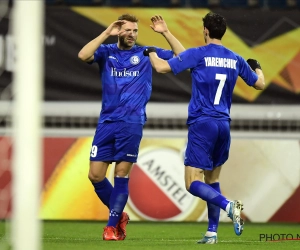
90,145,98,157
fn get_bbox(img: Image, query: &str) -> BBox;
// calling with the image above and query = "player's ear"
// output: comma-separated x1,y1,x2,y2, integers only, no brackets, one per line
204,27,208,37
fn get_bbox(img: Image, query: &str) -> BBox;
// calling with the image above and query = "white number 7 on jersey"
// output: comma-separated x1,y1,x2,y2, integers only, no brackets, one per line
214,74,227,105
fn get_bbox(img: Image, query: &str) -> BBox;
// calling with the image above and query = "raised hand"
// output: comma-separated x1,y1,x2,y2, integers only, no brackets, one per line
247,59,262,71
105,20,127,36
150,15,168,34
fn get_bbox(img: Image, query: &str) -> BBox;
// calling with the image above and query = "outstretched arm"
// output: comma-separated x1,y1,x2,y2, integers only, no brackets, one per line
150,15,185,55
78,20,126,62
144,48,171,73
253,69,265,90
247,59,265,90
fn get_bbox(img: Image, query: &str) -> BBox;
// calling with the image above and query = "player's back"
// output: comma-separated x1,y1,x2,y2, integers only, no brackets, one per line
187,44,245,124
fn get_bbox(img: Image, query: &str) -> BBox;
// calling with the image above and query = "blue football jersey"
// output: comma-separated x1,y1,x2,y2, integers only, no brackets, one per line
92,44,173,124
168,44,258,124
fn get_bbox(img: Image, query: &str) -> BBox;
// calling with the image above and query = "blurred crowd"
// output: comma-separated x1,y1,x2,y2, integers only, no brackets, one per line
45,0,300,9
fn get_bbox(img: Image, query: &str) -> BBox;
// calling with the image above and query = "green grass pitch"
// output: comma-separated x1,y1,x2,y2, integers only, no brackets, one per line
1,221,300,249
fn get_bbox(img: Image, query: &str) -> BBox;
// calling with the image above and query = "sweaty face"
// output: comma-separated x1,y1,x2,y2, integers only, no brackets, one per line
118,21,138,50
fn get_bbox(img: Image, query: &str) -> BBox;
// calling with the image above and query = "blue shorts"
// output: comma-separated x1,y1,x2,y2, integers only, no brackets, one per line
90,121,143,163
184,119,230,170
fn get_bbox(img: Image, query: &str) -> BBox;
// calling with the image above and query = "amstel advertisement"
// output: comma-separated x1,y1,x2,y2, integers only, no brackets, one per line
0,136,299,223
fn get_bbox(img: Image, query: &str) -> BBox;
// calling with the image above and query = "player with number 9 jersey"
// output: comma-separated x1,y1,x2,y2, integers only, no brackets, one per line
78,14,185,241
94,43,173,125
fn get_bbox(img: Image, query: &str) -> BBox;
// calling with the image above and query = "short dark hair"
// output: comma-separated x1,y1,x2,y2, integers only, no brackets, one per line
202,12,226,40
118,14,139,23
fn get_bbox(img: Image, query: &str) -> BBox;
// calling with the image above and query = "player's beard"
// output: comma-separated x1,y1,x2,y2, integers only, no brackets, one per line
119,36,136,49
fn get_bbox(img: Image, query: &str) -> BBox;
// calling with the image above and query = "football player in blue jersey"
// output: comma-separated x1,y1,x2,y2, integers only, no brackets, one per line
78,14,185,241
144,12,265,244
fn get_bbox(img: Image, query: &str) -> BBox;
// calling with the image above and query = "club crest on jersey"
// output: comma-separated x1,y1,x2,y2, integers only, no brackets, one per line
130,56,140,65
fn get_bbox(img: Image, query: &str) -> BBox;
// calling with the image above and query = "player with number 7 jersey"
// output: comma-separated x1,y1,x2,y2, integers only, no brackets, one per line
171,46,258,124
144,12,265,243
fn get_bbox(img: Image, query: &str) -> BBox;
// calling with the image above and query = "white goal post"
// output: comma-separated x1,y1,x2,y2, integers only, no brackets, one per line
12,1,44,250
